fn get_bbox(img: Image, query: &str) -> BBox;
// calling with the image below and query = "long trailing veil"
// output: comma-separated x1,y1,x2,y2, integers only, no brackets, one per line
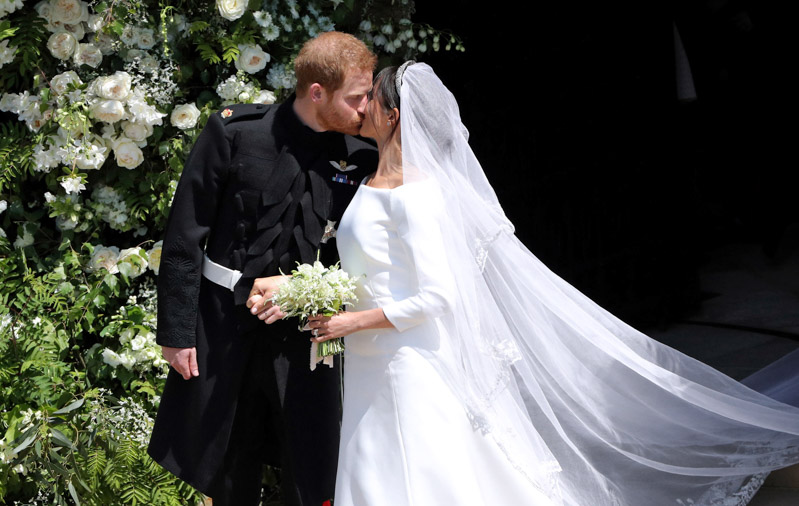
397,62,799,505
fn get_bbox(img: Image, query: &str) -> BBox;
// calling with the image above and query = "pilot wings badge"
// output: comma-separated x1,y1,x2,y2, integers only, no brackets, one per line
329,160,357,172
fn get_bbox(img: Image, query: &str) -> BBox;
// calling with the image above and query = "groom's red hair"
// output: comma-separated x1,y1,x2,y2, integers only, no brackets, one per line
295,31,377,97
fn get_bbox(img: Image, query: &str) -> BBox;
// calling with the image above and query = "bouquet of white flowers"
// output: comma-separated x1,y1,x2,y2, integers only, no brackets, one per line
271,256,360,370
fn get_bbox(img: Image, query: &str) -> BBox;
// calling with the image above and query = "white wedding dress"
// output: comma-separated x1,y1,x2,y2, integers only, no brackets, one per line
334,179,559,506
330,62,799,506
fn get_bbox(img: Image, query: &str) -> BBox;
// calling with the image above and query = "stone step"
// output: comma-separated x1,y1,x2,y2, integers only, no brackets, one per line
749,486,799,506
765,463,799,489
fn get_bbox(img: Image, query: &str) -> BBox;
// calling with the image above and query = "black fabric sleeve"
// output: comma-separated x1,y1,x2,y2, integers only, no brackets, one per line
156,113,232,348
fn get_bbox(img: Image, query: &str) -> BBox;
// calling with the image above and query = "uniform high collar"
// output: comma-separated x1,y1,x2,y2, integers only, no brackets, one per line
275,94,339,153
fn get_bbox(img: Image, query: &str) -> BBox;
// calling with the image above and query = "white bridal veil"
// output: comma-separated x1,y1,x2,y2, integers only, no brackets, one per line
397,62,799,505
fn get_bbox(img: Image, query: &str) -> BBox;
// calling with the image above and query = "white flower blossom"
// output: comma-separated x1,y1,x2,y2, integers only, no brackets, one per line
47,31,78,60
147,240,162,274
125,89,166,126
73,42,103,67
117,247,148,278
74,142,108,170
90,99,126,123
266,64,296,90
0,39,16,69
86,14,104,32
255,89,276,104
50,70,82,95
101,348,122,367
93,71,133,101
112,137,144,169
253,10,272,28
49,0,89,25
60,176,86,195
170,103,201,130
136,28,157,49
13,228,35,249
44,192,56,203
235,44,270,74
89,244,120,273
121,120,152,145
0,200,6,213
216,0,247,21
262,23,280,41
120,24,139,46
0,0,24,18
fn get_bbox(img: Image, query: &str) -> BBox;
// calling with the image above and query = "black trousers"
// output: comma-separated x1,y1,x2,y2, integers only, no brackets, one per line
207,322,342,506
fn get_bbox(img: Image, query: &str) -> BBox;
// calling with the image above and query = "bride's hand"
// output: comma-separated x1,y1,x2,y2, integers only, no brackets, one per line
308,312,360,342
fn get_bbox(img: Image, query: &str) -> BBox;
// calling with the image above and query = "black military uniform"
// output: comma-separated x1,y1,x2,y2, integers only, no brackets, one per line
147,96,376,506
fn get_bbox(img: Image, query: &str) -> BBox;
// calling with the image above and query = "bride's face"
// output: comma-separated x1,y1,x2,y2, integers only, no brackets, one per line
360,77,399,143
360,90,387,140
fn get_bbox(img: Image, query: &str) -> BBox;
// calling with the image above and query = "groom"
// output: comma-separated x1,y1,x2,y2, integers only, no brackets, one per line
147,32,377,506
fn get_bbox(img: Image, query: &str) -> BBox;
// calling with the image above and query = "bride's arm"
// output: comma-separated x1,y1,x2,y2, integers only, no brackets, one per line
309,307,393,341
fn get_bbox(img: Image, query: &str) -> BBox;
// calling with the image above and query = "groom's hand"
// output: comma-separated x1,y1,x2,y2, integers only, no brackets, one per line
162,346,199,380
246,275,288,324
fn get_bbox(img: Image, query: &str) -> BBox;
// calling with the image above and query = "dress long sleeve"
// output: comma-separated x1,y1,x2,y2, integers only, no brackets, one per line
381,181,457,332
156,113,232,348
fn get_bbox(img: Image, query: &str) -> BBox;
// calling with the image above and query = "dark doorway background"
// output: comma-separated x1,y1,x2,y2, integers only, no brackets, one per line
412,1,796,330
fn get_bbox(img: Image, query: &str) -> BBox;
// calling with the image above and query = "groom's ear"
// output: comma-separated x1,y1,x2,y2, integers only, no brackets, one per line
309,83,326,103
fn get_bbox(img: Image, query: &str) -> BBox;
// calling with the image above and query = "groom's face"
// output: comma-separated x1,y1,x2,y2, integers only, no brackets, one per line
317,68,372,136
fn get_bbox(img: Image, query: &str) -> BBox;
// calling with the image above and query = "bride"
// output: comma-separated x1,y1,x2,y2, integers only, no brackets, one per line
306,61,799,505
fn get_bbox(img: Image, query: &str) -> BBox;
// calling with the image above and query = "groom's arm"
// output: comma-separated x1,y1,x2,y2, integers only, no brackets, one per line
161,346,199,380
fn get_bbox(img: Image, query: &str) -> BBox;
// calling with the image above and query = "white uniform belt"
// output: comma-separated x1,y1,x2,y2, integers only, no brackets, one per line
202,255,242,292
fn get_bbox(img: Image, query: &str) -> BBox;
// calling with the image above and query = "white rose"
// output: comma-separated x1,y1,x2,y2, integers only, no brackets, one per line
58,21,85,41
50,70,82,95
46,31,77,60
112,138,144,169
170,103,201,130
235,44,270,74
49,0,88,25
94,71,132,101
35,1,53,20
90,99,126,123
90,245,120,273
121,120,152,145
136,28,156,49
216,0,247,21
73,43,102,68
255,89,276,104
147,240,163,275
120,24,138,46
117,247,148,278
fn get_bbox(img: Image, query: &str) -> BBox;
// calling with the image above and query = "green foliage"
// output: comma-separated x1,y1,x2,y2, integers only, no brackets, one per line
0,122,36,193
0,0,461,503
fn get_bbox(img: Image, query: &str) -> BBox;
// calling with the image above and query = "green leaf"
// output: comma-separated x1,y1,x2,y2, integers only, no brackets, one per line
53,398,84,415
50,428,75,449
11,431,37,455
68,481,81,506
